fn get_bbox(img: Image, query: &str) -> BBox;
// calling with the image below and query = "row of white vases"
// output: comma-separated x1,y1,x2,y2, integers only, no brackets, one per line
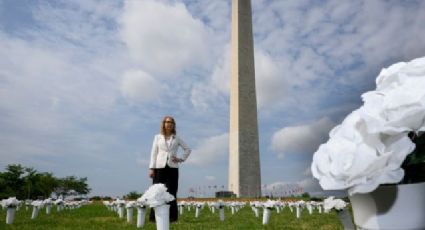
1,197,88,225
181,199,345,225
104,200,146,228
104,199,168,229
104,197,351,229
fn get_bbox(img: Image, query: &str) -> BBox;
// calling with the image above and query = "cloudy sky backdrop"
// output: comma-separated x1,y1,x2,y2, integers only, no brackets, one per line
1,0,425,197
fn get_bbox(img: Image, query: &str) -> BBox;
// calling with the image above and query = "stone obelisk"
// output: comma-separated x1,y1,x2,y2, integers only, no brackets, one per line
229,0,261,198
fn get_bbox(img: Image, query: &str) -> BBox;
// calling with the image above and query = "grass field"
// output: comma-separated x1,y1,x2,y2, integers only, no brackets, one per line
0,202,345,229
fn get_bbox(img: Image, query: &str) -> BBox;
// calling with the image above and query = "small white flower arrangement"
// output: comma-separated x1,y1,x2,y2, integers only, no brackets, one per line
312,56,425,195
2,197,20,208
115,198,126,207
31,200,43,207
262,200,276,209
139,184,175,208
323,196,347,212
126,201,136,208
54,199,64,205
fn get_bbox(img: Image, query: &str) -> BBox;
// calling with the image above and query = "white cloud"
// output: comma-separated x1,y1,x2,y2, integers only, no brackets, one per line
190,46,230,111
186,133,228,166
271,117,336,158
255,50,289,109
120,70,164,104
119,0,211,76
205,176,216,181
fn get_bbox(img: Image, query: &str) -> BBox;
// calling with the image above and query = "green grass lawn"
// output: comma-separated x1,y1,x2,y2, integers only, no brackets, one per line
0,203,344,229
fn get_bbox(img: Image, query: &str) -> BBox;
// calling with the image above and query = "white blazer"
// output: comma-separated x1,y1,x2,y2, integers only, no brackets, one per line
149,134,191,169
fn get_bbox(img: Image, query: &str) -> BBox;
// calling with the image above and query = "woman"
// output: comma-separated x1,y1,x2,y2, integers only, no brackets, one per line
148,116,191,222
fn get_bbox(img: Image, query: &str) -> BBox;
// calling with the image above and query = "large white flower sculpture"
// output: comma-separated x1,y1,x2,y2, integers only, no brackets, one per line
311,56,425,195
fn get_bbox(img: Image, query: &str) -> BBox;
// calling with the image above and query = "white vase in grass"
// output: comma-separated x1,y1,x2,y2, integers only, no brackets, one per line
262,208,272,225
195,206,201,218
3,197,19,224
56,204,63,212
126,201,136,223
139,184,175,230
336,209,356,230
31,206,40,219
254,207,259,217
296,206,301,219
219,207,225,221
179,205,184,215
307,204,313,215
31,200,43,220
46,204,52,215
230,206,235,215
154,204,170,230
136,206,146,228
126,207,133,223
55,199,64,212
118,206,125,218
6,207,16,224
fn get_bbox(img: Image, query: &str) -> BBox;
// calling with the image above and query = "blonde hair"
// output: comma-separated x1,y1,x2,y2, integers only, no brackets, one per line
160,116,176,135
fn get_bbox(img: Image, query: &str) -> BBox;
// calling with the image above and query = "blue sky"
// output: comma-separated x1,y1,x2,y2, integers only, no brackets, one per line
1,0,425,198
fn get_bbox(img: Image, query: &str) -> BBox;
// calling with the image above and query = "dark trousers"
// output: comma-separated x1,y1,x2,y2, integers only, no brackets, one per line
149,165,179,222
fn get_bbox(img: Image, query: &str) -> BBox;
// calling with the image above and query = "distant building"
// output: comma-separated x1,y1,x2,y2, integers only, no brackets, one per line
215,191,235,198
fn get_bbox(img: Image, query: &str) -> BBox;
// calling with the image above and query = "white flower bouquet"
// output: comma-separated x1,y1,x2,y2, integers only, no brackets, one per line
31,200,43,219
262,200,276,225
3,197,19,208
323,196,347,212
140,184,175,230
139,184,175,208
312,56,425,195
3,197,20,224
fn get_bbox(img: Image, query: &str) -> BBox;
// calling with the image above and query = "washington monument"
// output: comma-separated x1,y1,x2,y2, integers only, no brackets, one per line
228,0,261,197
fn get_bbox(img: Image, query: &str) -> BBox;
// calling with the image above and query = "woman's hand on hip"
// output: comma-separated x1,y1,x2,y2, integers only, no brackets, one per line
171,156,184,163
149,169,155,178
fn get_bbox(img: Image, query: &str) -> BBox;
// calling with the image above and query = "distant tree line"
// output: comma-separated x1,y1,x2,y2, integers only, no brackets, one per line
0,164,91,200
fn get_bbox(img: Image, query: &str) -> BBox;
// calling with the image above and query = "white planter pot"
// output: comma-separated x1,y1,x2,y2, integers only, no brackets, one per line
253,207,259,217
219,208,225,221
126,207,133,223
336,209,356,230
262,208,271,225
136,207,146,228
195,207,200,218
296,206,301,219
307,205,313,214
154,205,170,230
46,205,52,215
118,206,125,218
31,207,40,219
350,182,425,230
6,208,16,224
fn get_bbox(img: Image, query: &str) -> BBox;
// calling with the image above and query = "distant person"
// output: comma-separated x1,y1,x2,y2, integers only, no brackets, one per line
148,115,191,222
